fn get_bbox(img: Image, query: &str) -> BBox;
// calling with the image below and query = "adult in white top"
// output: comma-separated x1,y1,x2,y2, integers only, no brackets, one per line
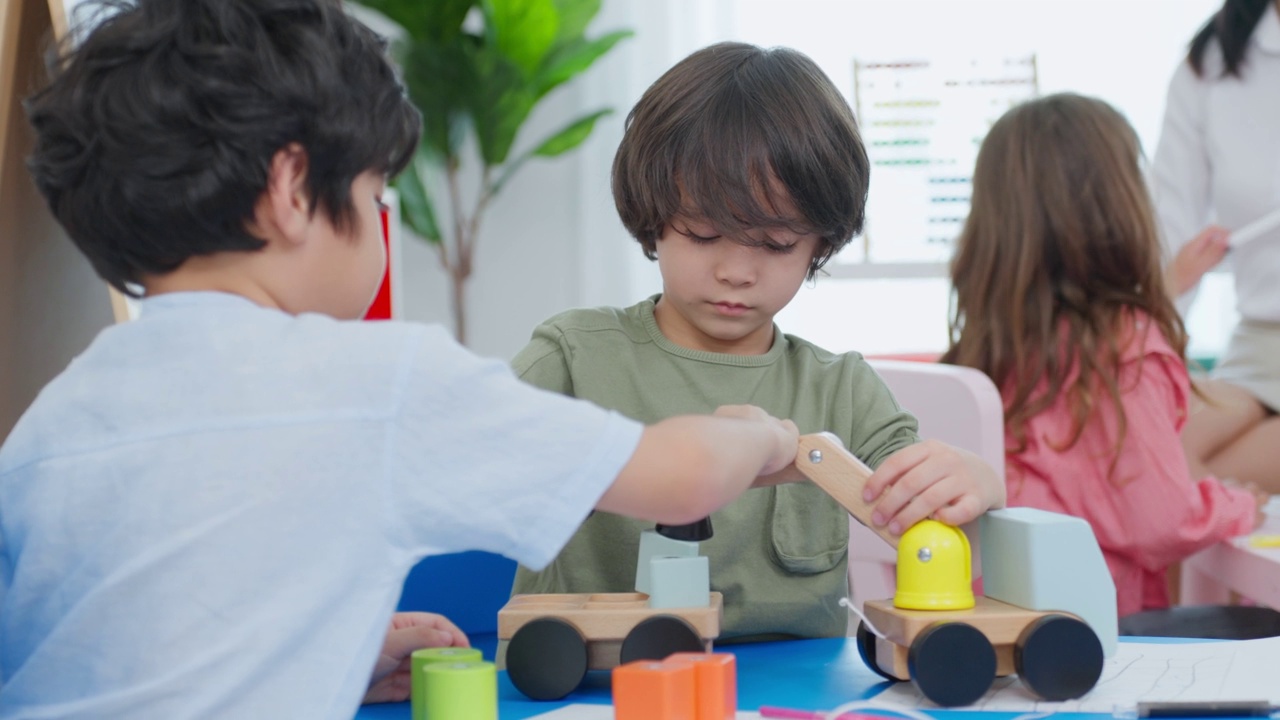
1151,0,1280,492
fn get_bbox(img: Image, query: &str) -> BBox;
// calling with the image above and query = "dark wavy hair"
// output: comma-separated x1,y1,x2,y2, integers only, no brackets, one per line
612,42,869,279
1188,0,1270,78
25,0,421,296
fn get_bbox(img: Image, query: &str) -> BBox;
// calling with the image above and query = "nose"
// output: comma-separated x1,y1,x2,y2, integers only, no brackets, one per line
714,243,757,287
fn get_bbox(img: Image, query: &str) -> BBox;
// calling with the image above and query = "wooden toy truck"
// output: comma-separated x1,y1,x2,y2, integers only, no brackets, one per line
795,433,1117,707
498,592,723,701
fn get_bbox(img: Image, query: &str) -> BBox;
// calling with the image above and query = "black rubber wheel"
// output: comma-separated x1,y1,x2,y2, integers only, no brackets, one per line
619,615,705,664
908,622,996,707
1015,614,1104,701
506,617,588,701
857,621,897,681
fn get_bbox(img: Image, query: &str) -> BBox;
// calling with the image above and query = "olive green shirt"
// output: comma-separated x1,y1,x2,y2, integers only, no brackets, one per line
510,296,919,640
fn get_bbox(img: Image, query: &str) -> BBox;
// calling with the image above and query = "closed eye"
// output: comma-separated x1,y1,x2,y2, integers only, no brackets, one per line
673,221,721,243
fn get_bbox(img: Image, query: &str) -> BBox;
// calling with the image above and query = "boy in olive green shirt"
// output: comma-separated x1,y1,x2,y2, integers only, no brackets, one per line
511,42,1005,640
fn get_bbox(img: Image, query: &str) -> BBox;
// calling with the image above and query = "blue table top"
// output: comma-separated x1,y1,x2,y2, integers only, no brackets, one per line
354,633,1145,720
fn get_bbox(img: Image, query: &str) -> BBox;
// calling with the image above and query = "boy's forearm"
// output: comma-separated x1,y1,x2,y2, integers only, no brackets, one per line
598,416,789,524
753,463,807,487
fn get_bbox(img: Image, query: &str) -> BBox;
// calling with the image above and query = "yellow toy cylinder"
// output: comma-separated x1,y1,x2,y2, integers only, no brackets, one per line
894,519,975,610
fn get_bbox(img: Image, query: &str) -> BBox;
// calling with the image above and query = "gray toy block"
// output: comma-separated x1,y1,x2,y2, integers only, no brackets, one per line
635,530,699,594
980,507,1119,656
648,555,711,609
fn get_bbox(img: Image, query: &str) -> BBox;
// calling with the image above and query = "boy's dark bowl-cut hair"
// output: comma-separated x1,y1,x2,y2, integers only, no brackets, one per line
612,42,869,278
25,0,422,297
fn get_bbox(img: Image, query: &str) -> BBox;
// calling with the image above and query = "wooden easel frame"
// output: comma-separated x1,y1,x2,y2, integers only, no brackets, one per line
2,0,129,323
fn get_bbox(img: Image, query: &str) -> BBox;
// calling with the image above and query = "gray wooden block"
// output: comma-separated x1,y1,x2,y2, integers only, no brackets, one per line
635,529,699,594
648,555,711,609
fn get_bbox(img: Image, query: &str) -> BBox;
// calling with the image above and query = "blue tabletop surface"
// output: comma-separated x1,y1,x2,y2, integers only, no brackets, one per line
354,634,1180,720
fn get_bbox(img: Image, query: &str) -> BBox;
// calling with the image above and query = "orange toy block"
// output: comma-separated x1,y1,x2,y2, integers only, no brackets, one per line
612,660,696,720
665,653,736,720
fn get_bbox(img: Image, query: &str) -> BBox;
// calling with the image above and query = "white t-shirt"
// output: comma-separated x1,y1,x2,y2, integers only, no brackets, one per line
0,292,643,719
1151,1,1280,321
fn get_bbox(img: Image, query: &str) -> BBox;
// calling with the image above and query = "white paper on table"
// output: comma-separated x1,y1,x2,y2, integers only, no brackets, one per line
1264,495,1280,517
528,706,765,719
873,636,1280,713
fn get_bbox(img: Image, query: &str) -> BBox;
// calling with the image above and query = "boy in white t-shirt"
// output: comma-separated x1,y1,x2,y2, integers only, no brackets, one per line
0,1,799,718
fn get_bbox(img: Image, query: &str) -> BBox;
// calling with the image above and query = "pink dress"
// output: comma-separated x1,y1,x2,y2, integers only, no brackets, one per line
1004,315,1257,617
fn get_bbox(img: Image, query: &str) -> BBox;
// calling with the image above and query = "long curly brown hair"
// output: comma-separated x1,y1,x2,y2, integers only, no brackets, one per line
941,93,1188,480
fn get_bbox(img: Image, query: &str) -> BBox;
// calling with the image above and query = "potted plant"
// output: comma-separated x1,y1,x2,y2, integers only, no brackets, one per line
354,0,631,344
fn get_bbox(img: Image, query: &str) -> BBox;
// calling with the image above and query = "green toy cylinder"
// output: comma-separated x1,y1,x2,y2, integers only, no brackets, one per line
410,648,484,720
421,661,497,720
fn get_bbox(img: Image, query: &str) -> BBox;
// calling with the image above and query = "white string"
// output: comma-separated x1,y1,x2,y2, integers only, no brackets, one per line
839,596,887,639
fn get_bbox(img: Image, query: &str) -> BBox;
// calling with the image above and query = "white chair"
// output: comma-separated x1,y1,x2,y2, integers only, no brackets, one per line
844,360,1005,614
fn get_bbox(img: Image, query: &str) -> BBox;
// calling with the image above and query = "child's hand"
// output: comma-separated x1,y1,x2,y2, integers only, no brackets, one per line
362,612,470,704
1166,225,1230,297
713,405,800,475
861,440,1006,535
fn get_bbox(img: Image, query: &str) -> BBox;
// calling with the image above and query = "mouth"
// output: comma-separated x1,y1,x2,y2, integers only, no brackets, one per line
710,301,751,317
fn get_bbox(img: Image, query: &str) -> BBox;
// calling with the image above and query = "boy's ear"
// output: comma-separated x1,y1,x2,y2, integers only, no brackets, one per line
252,144,312,246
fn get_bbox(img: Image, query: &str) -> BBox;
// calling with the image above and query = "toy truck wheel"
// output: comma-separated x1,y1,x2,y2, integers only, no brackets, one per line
856,621,896,681
619,615,704,664
1015,614,1104,701
506,617,589,701
908,621,996,707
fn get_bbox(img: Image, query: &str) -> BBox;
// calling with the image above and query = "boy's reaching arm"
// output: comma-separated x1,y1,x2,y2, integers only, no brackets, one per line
595,406,799,525
860,440,1006,536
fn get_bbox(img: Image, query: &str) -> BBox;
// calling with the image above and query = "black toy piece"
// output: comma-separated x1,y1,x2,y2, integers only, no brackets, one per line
856,621,896,681
908,622,996,707
505,618,589,701
618,615,705,664
1015,614,1104,701
655,517,714,542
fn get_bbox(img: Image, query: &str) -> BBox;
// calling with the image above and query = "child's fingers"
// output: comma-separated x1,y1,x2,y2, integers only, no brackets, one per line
381,626,458,665
870,457,953,532
862,443,930,502
879,473,972,533
933,494,984,526
390,611,471,648
427,614,470,648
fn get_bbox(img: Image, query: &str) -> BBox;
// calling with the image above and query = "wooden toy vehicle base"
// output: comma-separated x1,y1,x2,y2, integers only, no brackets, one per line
860,596,1104,707
498,592,723,701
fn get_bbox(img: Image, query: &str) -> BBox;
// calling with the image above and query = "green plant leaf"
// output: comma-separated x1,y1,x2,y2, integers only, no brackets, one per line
489,108,611,195
355,0,474,43
465,45,537,165
534,29,631,98
394,158,442,244
484,0,559,78
401,39,477,160
531,108,611,157
550,0,600,43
